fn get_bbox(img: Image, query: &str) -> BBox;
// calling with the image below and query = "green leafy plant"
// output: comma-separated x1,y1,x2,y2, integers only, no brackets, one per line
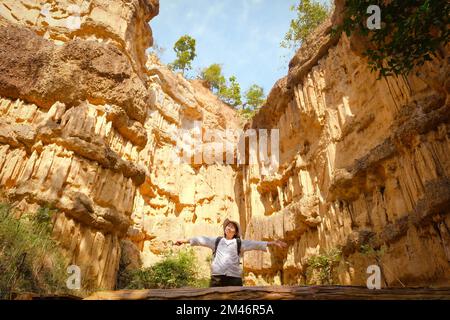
190,277,210,288
238,109,257,121
119,248,206,289
198,64,266,118
238,84,266,120
338,0,450,77
305,248,341,285
281,0,331,50
244,84,265,110
360,244,386,257
34,204,56,232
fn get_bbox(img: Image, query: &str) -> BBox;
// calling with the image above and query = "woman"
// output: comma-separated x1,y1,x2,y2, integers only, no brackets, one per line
174,218,287,287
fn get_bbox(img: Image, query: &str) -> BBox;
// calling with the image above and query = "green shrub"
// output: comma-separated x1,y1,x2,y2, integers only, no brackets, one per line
306,248,341,285
0,203,69,299
119,248,205,289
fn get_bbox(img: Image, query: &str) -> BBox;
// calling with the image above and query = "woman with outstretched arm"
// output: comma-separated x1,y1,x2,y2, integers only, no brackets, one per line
174,218,287,287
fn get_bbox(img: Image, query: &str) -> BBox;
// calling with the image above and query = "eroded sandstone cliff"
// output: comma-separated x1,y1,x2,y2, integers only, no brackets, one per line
241,10,450,286
0,0,243,289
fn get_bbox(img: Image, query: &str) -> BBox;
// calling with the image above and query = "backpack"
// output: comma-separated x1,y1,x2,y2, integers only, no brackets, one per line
213,236,241,257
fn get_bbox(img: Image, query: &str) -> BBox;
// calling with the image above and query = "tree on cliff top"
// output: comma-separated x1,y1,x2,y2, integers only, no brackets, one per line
281,0,331,50
169,35,197,75
199,63,226,92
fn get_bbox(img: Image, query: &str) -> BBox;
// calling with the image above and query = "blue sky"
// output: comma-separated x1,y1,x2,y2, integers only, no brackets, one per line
148,0,300,97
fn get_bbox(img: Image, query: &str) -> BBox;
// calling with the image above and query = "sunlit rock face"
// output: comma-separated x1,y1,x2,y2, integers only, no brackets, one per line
130,57,244,279
0,0,448,291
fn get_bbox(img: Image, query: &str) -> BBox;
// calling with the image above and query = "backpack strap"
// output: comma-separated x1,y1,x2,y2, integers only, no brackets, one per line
213,237,242,257
213,236,222,257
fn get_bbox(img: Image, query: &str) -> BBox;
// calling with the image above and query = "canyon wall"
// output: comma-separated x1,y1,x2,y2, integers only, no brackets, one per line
242,14,450,286
0,0,243,289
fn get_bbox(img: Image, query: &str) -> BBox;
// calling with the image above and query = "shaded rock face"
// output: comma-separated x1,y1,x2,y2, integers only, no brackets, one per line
0,0,448,292
242,17,450,286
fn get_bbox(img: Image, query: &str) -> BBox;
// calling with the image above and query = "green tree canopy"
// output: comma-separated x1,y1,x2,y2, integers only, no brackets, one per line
219,76,242,107
169,35,197,75
281,0,330,50
200,63,226,91
338,0,450,77
244,84,266,110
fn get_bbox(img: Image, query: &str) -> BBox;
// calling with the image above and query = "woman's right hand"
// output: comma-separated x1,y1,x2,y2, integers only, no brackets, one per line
174,239,188,246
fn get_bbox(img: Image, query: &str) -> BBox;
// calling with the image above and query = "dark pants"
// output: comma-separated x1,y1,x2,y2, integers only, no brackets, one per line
210,275,243,287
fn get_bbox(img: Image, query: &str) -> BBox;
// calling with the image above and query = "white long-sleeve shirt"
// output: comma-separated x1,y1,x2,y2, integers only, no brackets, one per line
189,236,268,278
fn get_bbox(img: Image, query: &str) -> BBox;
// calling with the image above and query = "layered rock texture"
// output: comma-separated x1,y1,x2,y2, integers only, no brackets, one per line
0,0,448,292
241,12,450,286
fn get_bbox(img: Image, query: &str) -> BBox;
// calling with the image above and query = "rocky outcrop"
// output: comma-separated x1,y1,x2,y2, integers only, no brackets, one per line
241,13,450,287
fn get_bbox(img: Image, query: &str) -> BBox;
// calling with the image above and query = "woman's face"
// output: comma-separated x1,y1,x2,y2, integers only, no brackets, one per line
224,223,236,238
